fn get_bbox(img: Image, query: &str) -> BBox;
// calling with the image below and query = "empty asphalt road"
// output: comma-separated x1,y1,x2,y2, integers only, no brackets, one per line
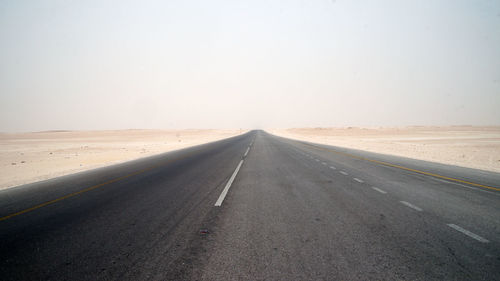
1,130,499,280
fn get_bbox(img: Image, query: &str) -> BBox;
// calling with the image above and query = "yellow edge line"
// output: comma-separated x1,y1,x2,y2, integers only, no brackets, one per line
305,143,500,192
0,167,155,222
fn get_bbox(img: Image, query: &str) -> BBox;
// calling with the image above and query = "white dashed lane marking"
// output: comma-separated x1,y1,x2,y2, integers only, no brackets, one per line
215,160,244,206
340,171,348,176
447,224,489,243
399,201,423,212
371,187,387,194
353,178,364,183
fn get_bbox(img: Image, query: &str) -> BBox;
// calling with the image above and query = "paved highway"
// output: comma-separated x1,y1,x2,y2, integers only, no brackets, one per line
1,130,499,280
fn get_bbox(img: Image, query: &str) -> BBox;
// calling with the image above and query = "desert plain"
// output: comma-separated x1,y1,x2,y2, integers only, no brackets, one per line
271,126,500,174
1,126,499,190
0,129,245,190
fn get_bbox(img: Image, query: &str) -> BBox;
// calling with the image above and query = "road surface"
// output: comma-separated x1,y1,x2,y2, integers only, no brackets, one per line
1,130,499,280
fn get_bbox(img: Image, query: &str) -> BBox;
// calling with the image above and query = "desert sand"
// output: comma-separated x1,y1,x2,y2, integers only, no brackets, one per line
0,129,245,190
270,126,500,173
2,127,499,190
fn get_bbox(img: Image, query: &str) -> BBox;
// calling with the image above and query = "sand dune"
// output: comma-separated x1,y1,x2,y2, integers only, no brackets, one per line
0,129,246,190
270,126,500,173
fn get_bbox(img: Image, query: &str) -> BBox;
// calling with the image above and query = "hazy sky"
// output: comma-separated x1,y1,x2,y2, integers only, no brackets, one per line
1,0,499,132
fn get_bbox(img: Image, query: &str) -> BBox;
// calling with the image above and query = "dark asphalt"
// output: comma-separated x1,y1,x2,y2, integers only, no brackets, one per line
1,130,499,280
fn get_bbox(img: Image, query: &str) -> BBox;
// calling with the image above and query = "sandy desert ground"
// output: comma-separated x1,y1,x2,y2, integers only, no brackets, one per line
2,127,499,190
0,129,245,190
270,126,500,173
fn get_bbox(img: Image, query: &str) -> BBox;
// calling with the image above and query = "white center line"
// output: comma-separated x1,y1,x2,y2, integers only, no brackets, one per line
447,224,489,243
340,171,348,176
244,147,250,157
329,166,336,170
399,201,423,212
215,160,244,206
371,187,387,194
315,159,320,162
322,162,327,165
353,178,364,183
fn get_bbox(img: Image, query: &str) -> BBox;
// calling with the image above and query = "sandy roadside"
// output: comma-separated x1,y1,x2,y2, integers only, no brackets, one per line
269,126,500,173
0,129,246,190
